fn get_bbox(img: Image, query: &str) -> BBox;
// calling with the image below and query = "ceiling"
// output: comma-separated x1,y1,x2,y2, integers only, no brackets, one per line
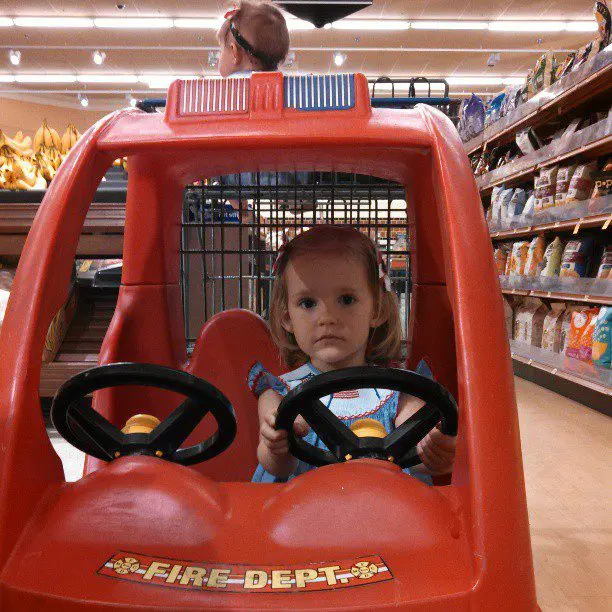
0,0,599,111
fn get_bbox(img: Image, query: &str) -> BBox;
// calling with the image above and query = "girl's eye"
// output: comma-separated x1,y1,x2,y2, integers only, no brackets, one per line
299,298,316,309
340,294,356,306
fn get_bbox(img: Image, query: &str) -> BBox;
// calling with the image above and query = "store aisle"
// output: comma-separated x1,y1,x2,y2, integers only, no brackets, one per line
48,378,610,610
515,377,611,611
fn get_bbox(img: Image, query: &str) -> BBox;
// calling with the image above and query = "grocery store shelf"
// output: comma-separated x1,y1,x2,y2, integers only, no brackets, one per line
475,119,612,195
463,46,612,155
490,214,611,240
40,288,117,397
0,202,125,257
500,276,612,305
509,340,611,398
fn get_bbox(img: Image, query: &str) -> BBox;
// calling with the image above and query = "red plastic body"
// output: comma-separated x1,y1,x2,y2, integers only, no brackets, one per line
0,73,538,609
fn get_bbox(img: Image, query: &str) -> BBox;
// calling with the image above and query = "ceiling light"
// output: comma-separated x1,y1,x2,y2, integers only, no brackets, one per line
94,18,173,29
174,18,222,29
488,21,566,32
411,21,488,30
286,19,316,30
138,74,198,88
333,52,347,67
0,18,14,27
14,17,94,28
283,51,296,68
128,95,138,107
77,74,138,83
79,94,89,108
0,74,15,82
92,50,106,65
566,21,597,31
15,74,77,83
332,19,409,30
9,50,21,66
208,51,220,69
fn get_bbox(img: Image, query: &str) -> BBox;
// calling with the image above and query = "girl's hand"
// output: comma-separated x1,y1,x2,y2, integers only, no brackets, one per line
417,426,456,475
260,410,310,456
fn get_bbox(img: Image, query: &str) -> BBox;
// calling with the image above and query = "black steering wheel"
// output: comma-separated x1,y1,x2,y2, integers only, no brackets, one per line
51,363,236,465
275,366,458,468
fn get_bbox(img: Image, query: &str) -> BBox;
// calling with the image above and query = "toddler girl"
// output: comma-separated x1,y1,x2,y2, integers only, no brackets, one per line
248,225,456,483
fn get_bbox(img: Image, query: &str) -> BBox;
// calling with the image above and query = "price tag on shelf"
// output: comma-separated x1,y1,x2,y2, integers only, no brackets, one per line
573,218,583,235
603,215,612,231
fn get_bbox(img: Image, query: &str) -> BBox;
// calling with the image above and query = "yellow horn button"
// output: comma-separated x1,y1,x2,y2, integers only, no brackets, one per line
349,418,387,439
121,414,161,435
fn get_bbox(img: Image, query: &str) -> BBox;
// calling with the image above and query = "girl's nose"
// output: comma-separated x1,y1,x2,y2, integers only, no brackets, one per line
317,302,338,325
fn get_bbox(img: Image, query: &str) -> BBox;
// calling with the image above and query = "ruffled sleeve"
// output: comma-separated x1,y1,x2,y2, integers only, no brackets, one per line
247,361,289,398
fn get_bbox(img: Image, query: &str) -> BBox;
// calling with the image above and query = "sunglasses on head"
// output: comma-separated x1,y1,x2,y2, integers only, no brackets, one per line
222,7,276,70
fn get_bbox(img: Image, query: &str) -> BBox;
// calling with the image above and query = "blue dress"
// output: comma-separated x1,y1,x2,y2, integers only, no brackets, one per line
247,361,433,485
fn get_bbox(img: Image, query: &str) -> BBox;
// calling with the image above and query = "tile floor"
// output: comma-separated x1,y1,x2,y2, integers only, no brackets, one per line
48,377,611,610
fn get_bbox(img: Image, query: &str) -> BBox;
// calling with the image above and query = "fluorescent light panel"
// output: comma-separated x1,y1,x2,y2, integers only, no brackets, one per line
14,17,93,28
332,19,410,30
0,17,14,27
94,18,173,28
412,21,487,30
77,74,139,83
0,74,15,82
488,21,567,32
15,74,77,83
174,18,222,29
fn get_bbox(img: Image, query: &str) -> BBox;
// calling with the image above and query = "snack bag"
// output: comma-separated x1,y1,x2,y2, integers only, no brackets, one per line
595,0,611,48
519,192,535,224
532,51,556,93
554,164,578,206
560,238,594,278
524,234,546,276
494,246,510,275
590,157,612,199
509,241,530,276
596,245,612,279
566,308,599,359
533,174,546,212
539,165,559,209
526,300,550,347
592,307,612,367
513,300,536,343
540,237,564,277
566,161,598,204
561,307,581,353
503,296,514,339
506,188,527,221
578,307,601,362
541,304,566,353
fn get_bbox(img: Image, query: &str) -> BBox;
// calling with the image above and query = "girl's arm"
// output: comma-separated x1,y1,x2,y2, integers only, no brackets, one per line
256,389,309,478
395,393,456,476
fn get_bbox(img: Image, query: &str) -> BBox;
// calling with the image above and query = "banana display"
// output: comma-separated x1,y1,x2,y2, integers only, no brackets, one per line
0,121,82,191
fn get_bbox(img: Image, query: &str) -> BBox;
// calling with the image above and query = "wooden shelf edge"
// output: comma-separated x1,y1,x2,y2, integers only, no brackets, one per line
501,288,612,306
490,213,610,239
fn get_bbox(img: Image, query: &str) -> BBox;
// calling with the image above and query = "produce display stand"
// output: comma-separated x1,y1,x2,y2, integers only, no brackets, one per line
465,49,612,411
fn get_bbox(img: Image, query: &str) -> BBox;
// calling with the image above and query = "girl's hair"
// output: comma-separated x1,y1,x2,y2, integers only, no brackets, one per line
219,1,290,71
269,225,403,368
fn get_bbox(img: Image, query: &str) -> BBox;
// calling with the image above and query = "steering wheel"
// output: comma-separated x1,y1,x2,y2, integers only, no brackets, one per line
275,366,458,468
51,363,236,465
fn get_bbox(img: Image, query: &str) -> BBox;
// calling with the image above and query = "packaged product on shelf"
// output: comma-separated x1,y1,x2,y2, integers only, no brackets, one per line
555,52,576,80
565,160,597,204
515,128,544,156
509,241,530,276
503,296,515,339
571,40,599,72
524,234,546,276
532,51,557,94
533,173,545,212
539,165,559,209
521,69,535,102
541,303,566,353
514,298,549,346
559,238,594,277
504,250,513,276
540,237,565,277
489,185,505,223
458,94,485,141
494,245,510,275
596,245,612,278
579,307,601,362
590,157,612,199
492,187,513,226
554,164,578,206
566,307,599,360
500,86,522,117
513,301,532,343
519,192,535,224
592,307,612,367
506,188,527,222
560,306,581,353
485,92,505,127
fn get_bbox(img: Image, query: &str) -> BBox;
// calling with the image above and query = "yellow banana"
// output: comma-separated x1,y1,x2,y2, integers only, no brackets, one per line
33,122,45,151
13,130,24,143
34,119,60,151
49,126,61,149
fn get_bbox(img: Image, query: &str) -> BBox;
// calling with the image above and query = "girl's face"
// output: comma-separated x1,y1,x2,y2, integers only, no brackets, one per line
218,36,240,77
281,252,383,372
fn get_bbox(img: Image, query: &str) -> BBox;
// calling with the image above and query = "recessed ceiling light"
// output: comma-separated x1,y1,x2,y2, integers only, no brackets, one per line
286,18,315,31
333,52,347,67
92,50,106,65
77,74,139,83
332,19,409,30
14,17,93,28
9,50,21,66
0,74,15,82
79,94,89,108
0,18,14,27
128,95,138,107
94,18,173,29
566,21,597,31
412,21,488,30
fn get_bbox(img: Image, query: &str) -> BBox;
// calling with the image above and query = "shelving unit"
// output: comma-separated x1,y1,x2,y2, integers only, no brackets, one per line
464,48,612,412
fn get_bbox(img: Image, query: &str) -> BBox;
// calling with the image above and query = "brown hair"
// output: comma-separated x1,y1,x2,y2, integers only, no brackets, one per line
219,1,289,71
269,225,403,368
